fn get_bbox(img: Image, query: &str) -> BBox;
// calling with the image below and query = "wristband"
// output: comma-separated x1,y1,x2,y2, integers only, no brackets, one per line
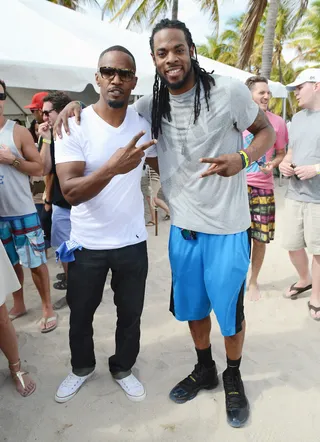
238,150,250,169
42,138,52,144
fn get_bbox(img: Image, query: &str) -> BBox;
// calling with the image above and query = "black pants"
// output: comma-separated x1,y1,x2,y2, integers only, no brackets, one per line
67,241,148,376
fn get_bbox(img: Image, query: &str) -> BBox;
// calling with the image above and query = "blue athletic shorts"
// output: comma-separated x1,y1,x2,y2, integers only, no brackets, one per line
169,226,251,337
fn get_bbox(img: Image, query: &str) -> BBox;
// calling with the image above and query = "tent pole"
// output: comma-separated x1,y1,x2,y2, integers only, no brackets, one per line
6,91,28,117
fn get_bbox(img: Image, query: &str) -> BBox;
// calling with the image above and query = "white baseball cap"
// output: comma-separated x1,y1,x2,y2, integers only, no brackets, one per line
286,68,320,91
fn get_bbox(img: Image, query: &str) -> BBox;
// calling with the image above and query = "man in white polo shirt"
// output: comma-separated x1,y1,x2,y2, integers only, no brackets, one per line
53,46,157,403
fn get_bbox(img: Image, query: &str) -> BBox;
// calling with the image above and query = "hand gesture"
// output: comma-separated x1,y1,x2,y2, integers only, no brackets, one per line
199,153,243,178
279,160,295,177
259,162,273,175
0,144,15,165
54,101,82,138
38,122,51,140
294,165,318,180
108,131,157,175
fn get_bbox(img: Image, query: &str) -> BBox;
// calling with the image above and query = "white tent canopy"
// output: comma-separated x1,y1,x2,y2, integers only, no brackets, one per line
0,0,287,117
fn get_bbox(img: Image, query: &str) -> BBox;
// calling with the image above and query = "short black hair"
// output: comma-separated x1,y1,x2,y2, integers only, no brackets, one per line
43,91,72,113
98,45,136,70
245,76,268,91
0,79,7,95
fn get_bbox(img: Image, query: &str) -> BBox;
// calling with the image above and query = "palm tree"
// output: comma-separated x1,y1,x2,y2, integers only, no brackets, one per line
237,0,309,78
101,0,220,31
289,0,320,64
48,0,99,10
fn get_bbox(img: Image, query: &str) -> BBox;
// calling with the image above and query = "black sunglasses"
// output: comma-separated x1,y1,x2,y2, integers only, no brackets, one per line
0,93,6,100
99,66,135,82
42,109,56,117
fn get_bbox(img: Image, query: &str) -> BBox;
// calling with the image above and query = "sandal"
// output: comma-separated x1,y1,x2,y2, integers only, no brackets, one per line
163,214,170,221
53,279,68,290
56,272,66,281
146,221,155,227
284,283,312,300
40,315,58,333
9,360,36,397
308,302,320,321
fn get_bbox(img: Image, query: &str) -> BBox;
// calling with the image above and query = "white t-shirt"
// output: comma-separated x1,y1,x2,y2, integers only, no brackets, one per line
55,105,157,250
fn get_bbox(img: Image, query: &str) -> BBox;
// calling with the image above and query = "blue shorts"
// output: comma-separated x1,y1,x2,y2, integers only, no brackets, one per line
0,213,47,269
51,205,71,248
169,226,251,337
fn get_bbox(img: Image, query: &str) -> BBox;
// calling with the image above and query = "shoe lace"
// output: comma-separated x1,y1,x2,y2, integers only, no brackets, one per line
224,372,246,409
62,373,80,388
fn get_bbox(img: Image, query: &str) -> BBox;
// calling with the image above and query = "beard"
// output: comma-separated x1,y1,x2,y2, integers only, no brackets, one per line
157,65,193,90
107,100,125,109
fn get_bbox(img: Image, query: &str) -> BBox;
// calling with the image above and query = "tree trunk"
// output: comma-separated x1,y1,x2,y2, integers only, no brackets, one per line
171,0,178,20
261,0,279,78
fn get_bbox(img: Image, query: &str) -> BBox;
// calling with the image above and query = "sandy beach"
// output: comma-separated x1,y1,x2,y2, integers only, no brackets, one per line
1,179,319,442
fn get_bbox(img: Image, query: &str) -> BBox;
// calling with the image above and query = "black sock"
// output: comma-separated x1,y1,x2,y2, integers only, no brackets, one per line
226,356,241,375
196,346,215,369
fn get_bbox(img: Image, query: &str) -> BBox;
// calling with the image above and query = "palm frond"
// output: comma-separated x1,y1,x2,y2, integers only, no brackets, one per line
237,0,267,69
196,0,219,36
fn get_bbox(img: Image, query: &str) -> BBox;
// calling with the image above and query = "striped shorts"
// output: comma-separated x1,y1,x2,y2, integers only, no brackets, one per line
248,186,275,243
0,212,47,268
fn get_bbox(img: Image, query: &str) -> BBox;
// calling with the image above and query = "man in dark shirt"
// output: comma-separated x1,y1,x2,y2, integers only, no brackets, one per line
39,91,72,309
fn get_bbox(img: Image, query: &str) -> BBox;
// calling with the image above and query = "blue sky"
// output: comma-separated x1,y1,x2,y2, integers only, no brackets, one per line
84,0,249,45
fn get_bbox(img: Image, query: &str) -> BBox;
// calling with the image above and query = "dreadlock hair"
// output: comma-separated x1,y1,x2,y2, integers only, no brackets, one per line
149,19,215,139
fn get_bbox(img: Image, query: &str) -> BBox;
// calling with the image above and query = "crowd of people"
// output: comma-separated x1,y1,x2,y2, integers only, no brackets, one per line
0,18,319,429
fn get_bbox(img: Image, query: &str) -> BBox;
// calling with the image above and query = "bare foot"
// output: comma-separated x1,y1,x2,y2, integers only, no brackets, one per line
284,279,312,298
248,284,261,301
10,362,36,397
8,307,27,321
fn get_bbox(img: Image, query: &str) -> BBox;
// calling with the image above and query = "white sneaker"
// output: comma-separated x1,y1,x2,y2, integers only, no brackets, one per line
114,373,146,402
55,371,95,403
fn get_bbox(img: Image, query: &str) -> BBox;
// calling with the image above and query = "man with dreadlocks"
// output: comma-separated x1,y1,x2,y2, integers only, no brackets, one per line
55,19,275,428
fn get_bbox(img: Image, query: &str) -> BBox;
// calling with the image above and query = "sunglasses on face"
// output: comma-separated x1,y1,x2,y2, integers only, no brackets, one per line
42,109,56,117
99,67,135,82
0,93,6,100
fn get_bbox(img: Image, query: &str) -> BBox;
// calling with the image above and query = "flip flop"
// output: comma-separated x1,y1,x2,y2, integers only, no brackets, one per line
9,311,27,321
40,315,58,333
146,221,155,227
53,279,68,290
308,302,320,321
284,283,312,300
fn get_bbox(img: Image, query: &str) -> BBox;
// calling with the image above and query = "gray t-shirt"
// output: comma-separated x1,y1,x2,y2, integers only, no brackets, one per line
286,109,320,203
134,74,259,234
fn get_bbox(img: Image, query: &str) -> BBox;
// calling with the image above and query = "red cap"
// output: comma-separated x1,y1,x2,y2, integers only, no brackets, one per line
24,92,48,110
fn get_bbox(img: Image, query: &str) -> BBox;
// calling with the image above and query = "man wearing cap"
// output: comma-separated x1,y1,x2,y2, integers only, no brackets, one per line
0,79,57,332
279,68,320,320
24,92,48,124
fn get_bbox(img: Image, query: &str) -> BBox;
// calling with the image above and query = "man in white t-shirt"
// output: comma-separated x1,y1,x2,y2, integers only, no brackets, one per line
53,46,157,404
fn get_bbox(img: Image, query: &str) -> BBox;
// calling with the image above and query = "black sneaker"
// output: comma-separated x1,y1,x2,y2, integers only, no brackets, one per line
223,369,249,428
169,363,219,404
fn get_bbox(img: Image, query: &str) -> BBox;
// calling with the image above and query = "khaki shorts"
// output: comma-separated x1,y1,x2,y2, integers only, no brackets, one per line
282,198,320,255
141,176,161,199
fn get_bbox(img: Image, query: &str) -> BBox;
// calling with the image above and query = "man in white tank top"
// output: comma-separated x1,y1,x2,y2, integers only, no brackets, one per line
0,79,57,333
